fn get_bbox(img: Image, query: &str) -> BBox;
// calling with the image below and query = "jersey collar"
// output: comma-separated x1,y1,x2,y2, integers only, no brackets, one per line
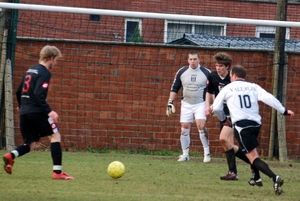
189,64,200,71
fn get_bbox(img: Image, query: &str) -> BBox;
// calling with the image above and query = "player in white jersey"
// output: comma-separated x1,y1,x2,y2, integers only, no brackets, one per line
206,52,261,185
212,65,294,195
166,50,211,162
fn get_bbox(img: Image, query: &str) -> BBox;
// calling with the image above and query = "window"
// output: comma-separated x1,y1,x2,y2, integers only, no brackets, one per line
256,26,290,39
165,21,226,43
90,15,100,21
125,19,142,42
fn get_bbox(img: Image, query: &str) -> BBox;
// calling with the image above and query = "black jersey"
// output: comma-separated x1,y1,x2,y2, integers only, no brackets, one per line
16,64,52,115
207,71,230,116
207,71,230,96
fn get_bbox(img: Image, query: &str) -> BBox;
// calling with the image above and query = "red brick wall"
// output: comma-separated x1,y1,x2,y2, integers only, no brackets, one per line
15,0,300,41
12,40,300,158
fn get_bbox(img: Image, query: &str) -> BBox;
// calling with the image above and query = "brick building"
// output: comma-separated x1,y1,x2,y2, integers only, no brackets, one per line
2,0,300,158
14,0,300,43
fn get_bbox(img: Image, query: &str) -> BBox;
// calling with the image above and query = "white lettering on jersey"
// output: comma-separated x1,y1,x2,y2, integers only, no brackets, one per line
27,69,38,74
230,86,256,92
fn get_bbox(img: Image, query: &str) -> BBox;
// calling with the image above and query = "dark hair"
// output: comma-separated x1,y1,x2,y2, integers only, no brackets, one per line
213,52,232,67
231,65,246,78
188,50,200,58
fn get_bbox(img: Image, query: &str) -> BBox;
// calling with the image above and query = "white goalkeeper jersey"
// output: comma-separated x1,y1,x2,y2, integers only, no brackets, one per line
170,65,210,105
212,80,286,125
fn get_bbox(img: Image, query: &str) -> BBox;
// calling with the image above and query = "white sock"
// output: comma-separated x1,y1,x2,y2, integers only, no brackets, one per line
53,165,62,171
11,150,19,158
180,128,190,156
199,129,210,155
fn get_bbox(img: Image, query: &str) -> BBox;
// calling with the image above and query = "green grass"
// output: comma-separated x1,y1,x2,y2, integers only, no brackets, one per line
0,150,299,201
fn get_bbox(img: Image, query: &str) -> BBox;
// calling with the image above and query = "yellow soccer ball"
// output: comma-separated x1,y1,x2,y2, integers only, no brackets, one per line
107,161,125,179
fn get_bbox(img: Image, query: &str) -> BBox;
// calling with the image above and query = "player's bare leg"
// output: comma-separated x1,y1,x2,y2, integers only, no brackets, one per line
220,126,238,180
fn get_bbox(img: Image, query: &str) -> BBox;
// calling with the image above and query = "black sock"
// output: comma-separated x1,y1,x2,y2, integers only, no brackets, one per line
235,148,250,164
253,158,276,181
14,144,30,158
51,142,62,174
251,165,261,180
235,148,261,180
225,148,237,174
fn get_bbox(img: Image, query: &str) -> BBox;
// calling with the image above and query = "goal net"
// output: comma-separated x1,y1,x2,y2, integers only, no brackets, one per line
0,1,299,158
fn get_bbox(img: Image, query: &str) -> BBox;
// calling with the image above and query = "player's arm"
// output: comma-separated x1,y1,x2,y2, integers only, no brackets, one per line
33,75,52,114
212,90,226,122
34,81,59,122
16,77,24,108
205,92,215,116
205,74,215,116
166,69,183,117
257,85,294,117
169,91,177,101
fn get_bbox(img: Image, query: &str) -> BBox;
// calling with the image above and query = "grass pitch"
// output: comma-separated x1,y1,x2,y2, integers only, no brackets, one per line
0,150,299,201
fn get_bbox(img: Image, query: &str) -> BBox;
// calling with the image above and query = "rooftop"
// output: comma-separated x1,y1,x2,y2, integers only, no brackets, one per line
168,34,300,52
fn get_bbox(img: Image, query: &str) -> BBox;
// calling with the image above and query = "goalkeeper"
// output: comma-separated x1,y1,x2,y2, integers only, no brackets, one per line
166,50,211,163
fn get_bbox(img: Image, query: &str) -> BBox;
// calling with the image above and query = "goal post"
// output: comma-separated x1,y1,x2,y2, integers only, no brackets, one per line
1,2,300,27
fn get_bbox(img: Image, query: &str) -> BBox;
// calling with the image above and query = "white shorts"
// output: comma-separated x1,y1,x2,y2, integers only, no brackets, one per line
180,100,206,123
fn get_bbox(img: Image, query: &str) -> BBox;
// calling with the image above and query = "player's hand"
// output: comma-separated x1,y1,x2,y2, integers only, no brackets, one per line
221,117,232,127
48,111,59,123
16,107,20,113
286,110,295,117
206,105,214,116
166,99,175,116
205,106,211,116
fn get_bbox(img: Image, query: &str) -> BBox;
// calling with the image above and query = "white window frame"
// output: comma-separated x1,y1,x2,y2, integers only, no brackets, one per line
256,26,290,39
124,18,142,42
164,20,226,43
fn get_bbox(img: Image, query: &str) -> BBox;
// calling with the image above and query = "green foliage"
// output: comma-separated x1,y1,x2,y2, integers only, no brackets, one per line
86,147,110,153
129,26,144,43
1,150,299,201
86,148,183,156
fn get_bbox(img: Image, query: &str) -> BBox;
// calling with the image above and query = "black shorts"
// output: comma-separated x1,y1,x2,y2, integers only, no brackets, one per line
233,120,261,153
223,104,230,116
20,113,59,144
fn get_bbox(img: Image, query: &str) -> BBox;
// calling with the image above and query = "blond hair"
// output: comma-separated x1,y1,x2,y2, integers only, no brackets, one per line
39,45,62,62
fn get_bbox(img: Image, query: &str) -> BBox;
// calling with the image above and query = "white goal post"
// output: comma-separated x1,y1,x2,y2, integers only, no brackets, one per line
0,2,300,28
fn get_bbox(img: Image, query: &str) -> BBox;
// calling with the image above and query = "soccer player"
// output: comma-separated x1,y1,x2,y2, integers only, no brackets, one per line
205,52,261,185
212,64,294,195
166,50,211,162
3,45,74,180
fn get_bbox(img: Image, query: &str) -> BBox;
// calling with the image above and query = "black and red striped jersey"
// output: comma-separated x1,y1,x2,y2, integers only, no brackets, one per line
16,64,52,115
